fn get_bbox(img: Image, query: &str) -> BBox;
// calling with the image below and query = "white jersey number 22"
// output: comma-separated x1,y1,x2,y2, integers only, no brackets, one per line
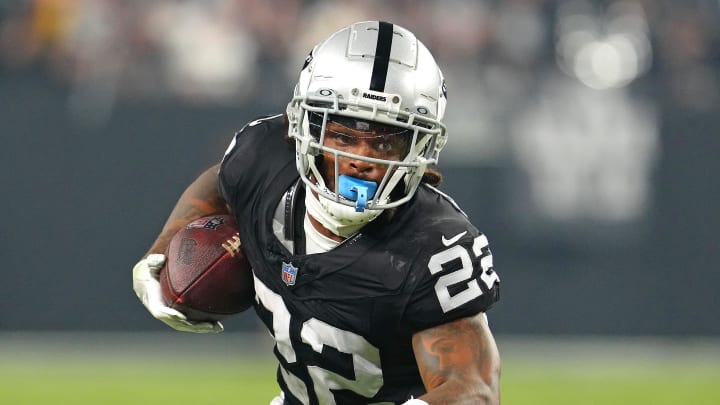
428,234,499,313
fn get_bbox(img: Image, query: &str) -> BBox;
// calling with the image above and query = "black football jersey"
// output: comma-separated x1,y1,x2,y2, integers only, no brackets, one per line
219,114,500,405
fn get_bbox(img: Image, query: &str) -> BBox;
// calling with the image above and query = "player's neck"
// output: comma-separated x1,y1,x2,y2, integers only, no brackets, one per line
307,214,345,243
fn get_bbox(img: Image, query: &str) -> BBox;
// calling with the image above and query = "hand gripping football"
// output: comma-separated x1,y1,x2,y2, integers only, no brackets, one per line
160,215,254,321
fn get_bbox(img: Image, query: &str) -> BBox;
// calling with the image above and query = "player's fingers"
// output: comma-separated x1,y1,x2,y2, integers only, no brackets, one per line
146,254,166,268
155,307,223,333
172,319,222,334
189,320,223,333
155,305,188,321
145,254,166,277
173,322,217,333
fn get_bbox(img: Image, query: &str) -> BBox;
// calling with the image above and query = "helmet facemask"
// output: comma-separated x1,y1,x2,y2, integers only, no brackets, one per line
289,96,445,213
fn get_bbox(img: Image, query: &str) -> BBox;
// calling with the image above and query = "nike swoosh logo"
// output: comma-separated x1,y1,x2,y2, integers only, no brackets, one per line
441,231,467,246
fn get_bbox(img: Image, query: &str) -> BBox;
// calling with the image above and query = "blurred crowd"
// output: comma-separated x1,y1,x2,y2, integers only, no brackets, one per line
0,0,492,106
3,0,717,108
1,0,719,223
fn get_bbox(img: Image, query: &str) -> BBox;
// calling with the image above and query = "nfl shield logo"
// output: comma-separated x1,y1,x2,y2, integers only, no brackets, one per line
281,262,298,286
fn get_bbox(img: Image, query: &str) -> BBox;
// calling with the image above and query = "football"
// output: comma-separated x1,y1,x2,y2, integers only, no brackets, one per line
160,215,254,322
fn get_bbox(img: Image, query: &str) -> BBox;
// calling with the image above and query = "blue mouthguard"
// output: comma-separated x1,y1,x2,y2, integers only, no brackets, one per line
338,175,378,212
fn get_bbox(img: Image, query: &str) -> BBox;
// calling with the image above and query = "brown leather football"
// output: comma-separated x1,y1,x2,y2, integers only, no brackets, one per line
160,215,254,321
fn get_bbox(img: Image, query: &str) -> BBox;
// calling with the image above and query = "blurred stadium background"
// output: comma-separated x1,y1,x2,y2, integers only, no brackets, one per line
1,0,719,403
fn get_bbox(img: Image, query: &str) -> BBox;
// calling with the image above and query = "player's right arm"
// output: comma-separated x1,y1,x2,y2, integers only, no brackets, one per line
411,313,500,404
132,164,228,333
401,218,501,404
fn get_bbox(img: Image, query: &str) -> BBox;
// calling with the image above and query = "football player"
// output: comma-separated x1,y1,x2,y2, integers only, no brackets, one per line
133,21,501,405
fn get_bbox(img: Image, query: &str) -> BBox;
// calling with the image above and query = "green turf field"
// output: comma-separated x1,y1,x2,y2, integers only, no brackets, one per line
1,333,719,404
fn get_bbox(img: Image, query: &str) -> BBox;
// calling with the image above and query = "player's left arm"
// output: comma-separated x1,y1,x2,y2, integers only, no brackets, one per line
411,312,500,405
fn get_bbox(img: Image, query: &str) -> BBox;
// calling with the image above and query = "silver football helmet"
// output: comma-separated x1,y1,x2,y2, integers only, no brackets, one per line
287,21,448,213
